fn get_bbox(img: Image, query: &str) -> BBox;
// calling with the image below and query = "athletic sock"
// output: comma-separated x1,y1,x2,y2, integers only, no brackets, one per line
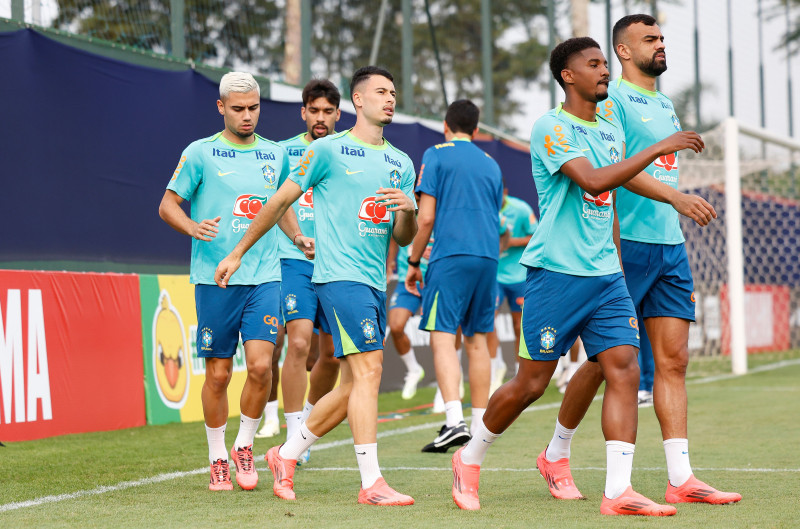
354,443,382,489
206,423,227,463
233,414,261,450
545,419,577,461
605,441,635,499
264,399,279,423
470,408,486,436
445,400,464,427
279,422,319,460
664,438,692,487
284,411,303,442
494,348,506,369
301,401,314,422
400,348,421,371
461,418,500,466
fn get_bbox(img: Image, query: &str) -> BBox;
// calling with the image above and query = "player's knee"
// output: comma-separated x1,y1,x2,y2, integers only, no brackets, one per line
204,370,230,393
288,334,311,356
247,358,272,385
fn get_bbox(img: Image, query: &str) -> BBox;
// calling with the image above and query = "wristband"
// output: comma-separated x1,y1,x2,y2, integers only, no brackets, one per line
293,233,303,244
407,257,421,267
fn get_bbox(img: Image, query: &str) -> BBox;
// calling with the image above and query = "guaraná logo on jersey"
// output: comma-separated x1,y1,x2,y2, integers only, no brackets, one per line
539,326,557,353
609,146,621,164
358,196,392,225
361,319,377,343
152,291,190,409
299,187,314,208
654,153,678,172
233,194,267,220
389,169,402,189
285,294,298,314
582,190,612,207
262,164,277,186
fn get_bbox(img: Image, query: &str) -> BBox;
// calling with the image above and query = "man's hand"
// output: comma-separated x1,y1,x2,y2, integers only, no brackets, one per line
192,216,221,241
214,253,241,288
657,131,704,155
376,187,415,213
671,193,718,226
405,265,423,297
295,235,315,260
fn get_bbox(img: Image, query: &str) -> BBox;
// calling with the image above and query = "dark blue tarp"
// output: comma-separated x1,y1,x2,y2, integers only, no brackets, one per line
0,29,537,265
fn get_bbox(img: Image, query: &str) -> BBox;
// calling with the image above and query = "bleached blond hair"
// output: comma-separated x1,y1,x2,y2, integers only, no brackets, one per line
219,72,260,100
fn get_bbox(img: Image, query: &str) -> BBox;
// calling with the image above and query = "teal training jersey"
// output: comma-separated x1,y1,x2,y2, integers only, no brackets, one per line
278,133,315,259
498,196,537,284
605,77,684,244
521,105,625,276
167,132,290,285
288,130,417,291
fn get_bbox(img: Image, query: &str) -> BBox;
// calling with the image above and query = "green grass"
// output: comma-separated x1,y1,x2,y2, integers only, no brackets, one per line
2,351,799,528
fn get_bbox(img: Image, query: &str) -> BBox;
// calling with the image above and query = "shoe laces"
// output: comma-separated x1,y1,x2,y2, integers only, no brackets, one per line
211,459,231,483
233,446,254,472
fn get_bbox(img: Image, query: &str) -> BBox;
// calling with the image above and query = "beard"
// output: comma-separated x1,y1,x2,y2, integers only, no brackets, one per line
309,125,329,140
637,52,668,77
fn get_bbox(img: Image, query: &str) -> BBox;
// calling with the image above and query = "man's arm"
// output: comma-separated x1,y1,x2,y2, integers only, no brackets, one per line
378,187,417,246
215,180,305,286
623,172,717,227
404,193,435,296
613,192,623,274
158,189,220,241
276,204,314,259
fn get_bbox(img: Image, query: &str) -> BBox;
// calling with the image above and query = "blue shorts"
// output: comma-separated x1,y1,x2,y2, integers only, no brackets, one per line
195,282,280,358
495,281,525,313
280,258,330,333
315,281,387,359
519,268,639,361
621,240,696,322
389,281,423,314
420,255,497,337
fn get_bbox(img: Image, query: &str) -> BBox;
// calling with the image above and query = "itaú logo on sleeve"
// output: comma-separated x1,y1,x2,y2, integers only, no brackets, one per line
232,194,267,220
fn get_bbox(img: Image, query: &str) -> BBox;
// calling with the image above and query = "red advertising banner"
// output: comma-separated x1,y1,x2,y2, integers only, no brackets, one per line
721,284,791,355
0,271,145,442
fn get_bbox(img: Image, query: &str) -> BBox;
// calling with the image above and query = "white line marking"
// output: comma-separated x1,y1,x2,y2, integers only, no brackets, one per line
2,358,797,512
269,466,800,473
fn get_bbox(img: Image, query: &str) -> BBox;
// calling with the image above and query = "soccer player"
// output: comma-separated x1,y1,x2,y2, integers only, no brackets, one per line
158,72,313,492
540,15,741,506
486,185,537,393
275,79,342,464
387,237,428,400
450,37,704,515
214,66,418,505
406,99,504,453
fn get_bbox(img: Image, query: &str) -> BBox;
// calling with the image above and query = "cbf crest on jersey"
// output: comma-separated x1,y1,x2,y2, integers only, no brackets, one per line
361,319,377,343
389,169,402,189
609,146,620,164
539,326,557,354
671,114,681,131
263,164,277,187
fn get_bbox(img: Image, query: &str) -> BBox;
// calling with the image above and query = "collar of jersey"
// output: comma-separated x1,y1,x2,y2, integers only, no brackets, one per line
450,137,472,142
555,103,599,128
616,77,659,98
346,130,388,150
217,132,260,150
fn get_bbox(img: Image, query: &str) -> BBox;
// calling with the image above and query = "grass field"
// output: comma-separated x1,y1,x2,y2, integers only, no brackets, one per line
2,351,799,528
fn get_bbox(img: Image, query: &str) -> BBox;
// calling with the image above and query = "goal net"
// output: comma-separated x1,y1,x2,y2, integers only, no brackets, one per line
680,118,800,373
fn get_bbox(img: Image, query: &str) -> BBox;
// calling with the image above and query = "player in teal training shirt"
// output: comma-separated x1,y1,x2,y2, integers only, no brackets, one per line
214,66,418,506
450,38,705,515
547,14,740,507
159,72,312,493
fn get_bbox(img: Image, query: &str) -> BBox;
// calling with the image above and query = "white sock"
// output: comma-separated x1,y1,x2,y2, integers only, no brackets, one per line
664,438,692,487
461,418,500,466
456,348,463,361
470,408,485,436
301,402,314,422
284,411,303,442
279,422,319,460
264,399,279,423
400,348,421,371
445,400,464,427
233,414,261,450
205,423,228,463
546,419,577,461
605,441,635,499
494,349,506,369
354,443,382,488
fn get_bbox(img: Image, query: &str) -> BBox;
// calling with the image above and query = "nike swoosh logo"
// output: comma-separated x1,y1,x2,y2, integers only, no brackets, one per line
581,148,591,152
356,451,367,455
345,169,363,175
301,432,307,439
218,170,235,176
558,435,568,439
641,117,654,122
622,451,633,455
269,330,277,335
681,451,689,454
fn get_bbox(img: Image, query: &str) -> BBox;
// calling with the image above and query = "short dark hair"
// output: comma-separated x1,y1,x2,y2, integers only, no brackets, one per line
444,99,480,134
302,79,341,108
612,14,657,50
350,66,394,102
549,37,601,89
